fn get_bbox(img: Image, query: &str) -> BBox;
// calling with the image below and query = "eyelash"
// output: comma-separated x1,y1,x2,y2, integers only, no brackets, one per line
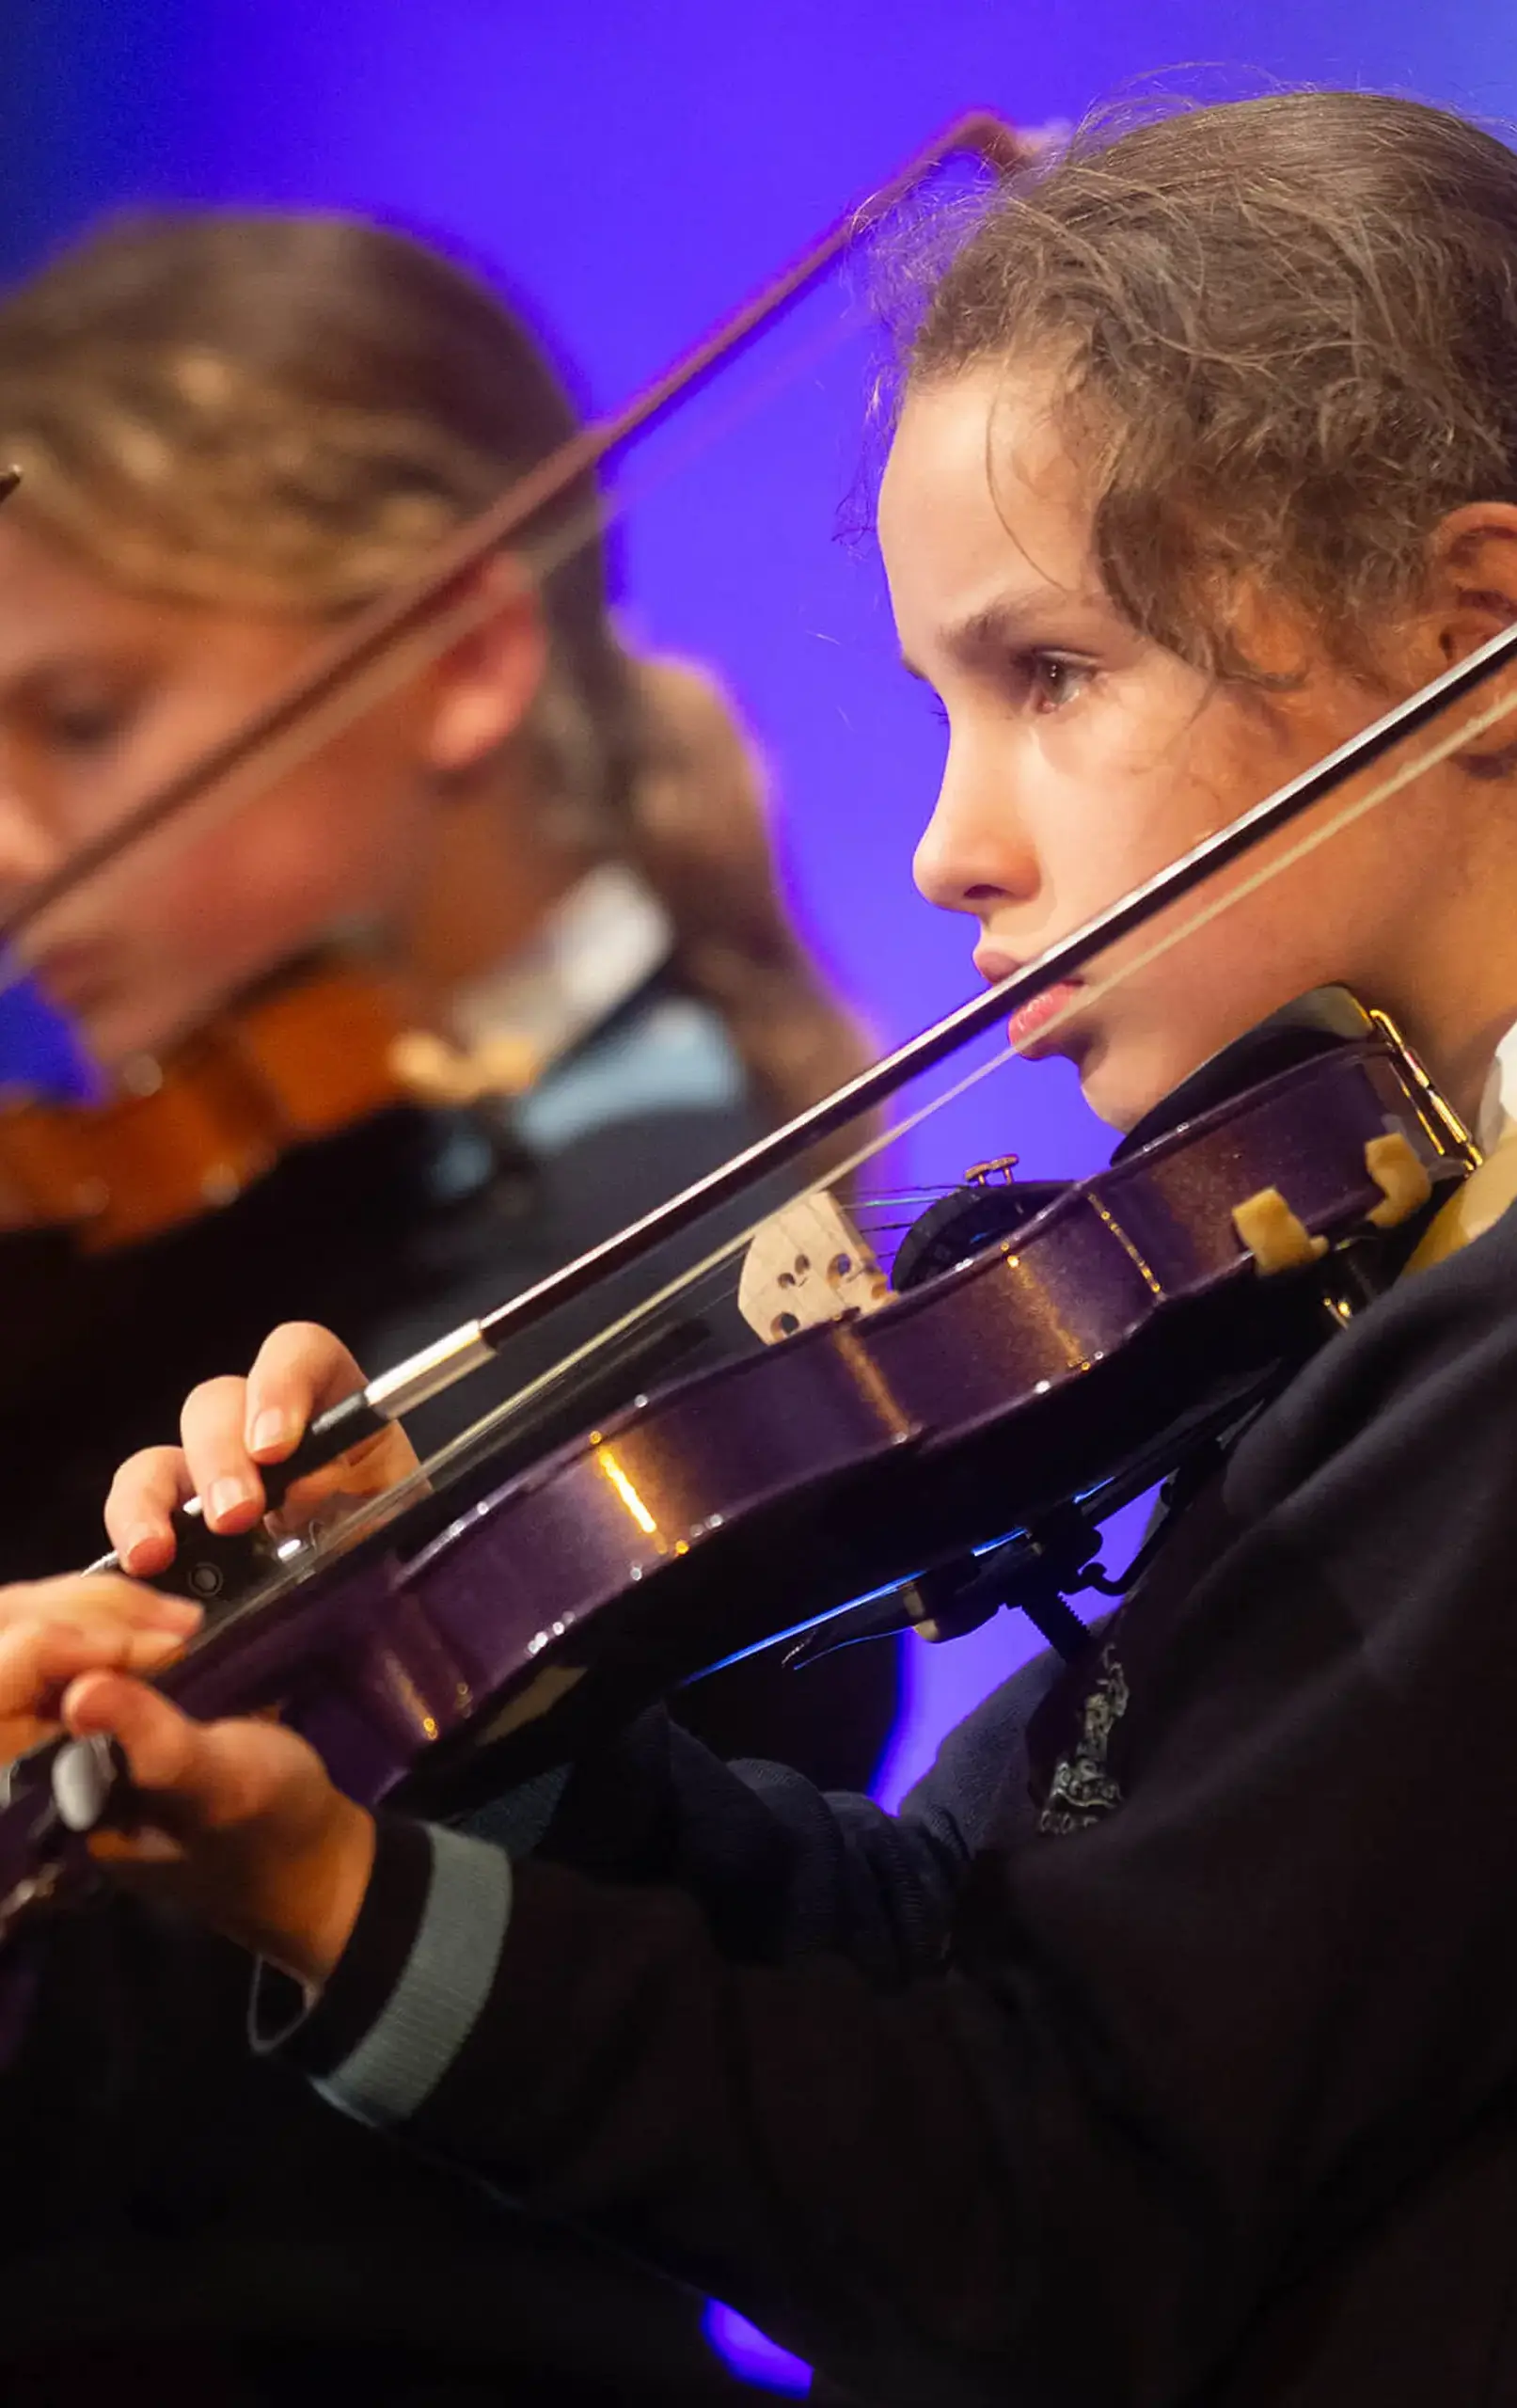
921,649,1094,727
48,705,126,751
1023,651,1093,710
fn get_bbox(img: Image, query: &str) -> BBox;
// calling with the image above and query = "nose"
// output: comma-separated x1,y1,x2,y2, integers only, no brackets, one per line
0,776,61,894
911,734,1039,921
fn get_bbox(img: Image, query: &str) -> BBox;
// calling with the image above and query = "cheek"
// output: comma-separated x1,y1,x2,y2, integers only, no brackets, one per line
1035,716,1214,906
138,756,428,968
1084,681,1320,924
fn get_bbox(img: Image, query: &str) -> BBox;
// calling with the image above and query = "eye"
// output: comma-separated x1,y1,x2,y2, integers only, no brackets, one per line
45,702,125,751
24,676,139,756
1023,651,1094,713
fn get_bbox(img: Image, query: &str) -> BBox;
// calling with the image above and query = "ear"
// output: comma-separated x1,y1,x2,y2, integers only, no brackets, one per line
420,554,548,778
1427,503,1517,653
1420,503,1517,777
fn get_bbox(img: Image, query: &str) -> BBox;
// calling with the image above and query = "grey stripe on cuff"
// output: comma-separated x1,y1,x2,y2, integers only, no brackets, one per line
315,1824,513,2128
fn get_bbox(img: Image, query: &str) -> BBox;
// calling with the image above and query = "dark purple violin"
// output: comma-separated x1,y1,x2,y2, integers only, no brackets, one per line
0,986,1475,1922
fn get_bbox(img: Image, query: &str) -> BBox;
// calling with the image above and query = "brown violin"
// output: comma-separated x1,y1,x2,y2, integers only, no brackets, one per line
0,954,535,1256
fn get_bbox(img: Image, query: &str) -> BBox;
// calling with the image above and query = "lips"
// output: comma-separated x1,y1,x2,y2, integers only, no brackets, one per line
973,946,1086,1058
973,946,1026,990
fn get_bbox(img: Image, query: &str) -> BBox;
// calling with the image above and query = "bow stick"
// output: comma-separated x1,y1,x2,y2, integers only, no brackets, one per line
91,601,1517,1562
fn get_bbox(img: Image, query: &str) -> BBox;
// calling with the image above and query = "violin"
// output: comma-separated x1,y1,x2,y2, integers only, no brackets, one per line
0,982,1479,1911
0,955,533,1255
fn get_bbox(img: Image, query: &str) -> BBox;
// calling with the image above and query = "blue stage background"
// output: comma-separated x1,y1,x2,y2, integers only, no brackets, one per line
1,5,1513,2389
0,0,1511,1934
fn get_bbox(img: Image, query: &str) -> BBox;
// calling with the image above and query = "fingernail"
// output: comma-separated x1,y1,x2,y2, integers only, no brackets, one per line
122,1527,165,1573
248,1407,291,1457
208,1476,257,1527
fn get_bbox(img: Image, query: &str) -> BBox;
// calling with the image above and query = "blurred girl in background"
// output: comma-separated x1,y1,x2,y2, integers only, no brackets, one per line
0,207,896,2406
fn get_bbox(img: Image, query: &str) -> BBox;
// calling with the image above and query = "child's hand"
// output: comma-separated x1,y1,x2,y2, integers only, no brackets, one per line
0,1573,199,1766
103,1321,420,1579
0,1573,372,1987
64,1651,374,1988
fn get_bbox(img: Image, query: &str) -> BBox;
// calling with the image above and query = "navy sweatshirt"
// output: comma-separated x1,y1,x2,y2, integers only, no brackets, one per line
267,1196,1517,2406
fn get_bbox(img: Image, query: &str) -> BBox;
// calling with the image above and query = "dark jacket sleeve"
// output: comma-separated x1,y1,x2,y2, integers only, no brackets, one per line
275,1208,1517,2408
513,1643,1064,1978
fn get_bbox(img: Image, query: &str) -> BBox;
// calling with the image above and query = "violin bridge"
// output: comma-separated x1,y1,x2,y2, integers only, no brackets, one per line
738,1193,890,1345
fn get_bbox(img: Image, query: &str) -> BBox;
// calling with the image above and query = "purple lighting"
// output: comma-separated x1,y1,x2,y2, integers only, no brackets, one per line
704,2301,813,2395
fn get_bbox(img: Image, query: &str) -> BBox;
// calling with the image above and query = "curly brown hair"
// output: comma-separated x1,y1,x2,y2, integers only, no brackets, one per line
894,90,1517,680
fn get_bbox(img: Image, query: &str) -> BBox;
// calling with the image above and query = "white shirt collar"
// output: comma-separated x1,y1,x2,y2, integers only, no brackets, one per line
449,862,672,1071
1479,1022,1517,1152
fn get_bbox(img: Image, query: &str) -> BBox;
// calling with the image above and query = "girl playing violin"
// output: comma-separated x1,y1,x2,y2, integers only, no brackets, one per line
0,210,896,2408
13,87,1517,2407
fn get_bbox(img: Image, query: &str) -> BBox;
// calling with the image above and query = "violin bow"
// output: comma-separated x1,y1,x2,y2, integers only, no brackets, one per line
90,596,1517,1567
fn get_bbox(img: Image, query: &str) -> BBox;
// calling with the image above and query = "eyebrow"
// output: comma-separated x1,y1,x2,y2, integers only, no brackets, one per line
2,646,144,695
898,590,1062,682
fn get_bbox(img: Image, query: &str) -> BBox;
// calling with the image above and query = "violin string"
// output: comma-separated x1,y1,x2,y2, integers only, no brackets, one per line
850,1190,966,1211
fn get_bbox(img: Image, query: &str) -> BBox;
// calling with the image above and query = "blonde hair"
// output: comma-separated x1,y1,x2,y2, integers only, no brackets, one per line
0,209,634,834
0,207,869,1122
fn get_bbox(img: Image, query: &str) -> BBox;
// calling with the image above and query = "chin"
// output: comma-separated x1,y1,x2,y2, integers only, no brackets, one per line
1074,1037,1133,1134
87,996,190,1072
1075,1032,1181,1137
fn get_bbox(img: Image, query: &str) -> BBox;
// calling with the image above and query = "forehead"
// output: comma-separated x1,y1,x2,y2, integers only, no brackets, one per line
877,367,1098,630
0,515,231,687
0,518,156,658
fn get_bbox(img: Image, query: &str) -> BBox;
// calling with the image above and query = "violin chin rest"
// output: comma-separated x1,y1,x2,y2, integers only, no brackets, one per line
891,1178,1068,1292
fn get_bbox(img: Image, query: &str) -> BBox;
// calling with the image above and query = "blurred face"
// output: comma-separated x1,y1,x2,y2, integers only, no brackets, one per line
879,366,1511,1130
0,518,539,1068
